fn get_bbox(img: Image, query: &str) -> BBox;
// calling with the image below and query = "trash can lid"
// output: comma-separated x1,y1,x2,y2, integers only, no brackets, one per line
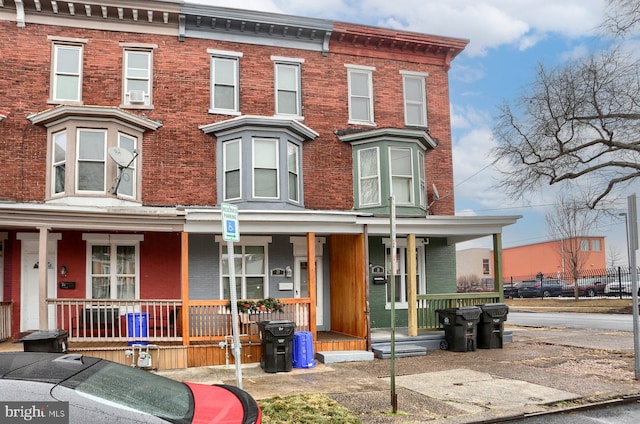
20,330,68,341
456,306,482,320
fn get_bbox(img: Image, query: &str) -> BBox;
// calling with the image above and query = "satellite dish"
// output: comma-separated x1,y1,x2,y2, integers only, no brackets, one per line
432,183,440,200
108,147,135,168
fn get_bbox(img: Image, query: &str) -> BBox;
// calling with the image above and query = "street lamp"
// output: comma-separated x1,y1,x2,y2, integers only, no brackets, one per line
620,212,630,269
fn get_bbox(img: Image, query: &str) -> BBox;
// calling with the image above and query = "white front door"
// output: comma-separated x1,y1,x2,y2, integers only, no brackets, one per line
294,257,323,327
20,241,57,331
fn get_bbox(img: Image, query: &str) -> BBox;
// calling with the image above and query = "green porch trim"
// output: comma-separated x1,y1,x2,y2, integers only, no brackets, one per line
416,292,501,331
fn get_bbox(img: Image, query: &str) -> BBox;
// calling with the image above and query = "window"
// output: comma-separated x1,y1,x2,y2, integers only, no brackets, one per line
76,129,106,193
402,71,428,127
117,133,137,198
220,242,269,299
84,234,143,300
273,57,303,116
209,50,242,114
418,151,426,209
592,239,601,252
50,37,86,103
52,131,67,195
482,259,490,275
252,138,279,199
223,139,242,201
390,147,413,204
580,239,590,251
358,147,381,207
122,45,155,107
346,65,375,124
287,142,299,203
384,239,426,308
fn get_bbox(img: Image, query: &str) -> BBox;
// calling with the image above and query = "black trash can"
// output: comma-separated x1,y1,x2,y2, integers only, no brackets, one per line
477,303,509,349
436,307,481,352
258,320,295,373
21,330,68,353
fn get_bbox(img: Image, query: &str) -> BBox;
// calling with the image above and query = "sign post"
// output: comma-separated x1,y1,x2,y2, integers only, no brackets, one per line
221,203,242,388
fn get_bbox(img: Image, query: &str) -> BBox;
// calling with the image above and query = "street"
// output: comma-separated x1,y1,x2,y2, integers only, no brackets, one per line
508,311,634,331
507,398,640,423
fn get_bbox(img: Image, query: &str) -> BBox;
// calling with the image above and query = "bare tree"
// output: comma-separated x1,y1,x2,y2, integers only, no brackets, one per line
546,197,596,298
493,48,640,209
602,0,640,37
607,243,623,267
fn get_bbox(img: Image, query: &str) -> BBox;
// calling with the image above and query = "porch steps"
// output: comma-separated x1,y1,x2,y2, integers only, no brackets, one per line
316,350,374,364
372,343,427,359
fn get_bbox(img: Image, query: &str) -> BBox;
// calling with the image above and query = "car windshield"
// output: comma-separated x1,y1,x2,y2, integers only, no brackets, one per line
64,361,193,422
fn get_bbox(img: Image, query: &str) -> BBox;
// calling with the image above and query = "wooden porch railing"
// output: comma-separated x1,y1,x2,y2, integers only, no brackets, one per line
417,293,502,331
48,298,311,344
47,299,183,342
188,298,311,342
0,301,11,342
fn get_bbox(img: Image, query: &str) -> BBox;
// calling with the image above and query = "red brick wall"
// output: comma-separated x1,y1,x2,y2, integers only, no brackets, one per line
0,21,456,214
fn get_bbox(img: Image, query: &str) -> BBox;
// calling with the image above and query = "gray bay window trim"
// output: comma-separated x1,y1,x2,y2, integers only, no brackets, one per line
340,128,436,215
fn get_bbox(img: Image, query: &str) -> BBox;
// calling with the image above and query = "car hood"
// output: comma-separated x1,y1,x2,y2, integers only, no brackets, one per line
186,382,261,424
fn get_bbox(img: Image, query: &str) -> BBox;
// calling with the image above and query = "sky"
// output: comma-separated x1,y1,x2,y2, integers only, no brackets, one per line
190,0,639,266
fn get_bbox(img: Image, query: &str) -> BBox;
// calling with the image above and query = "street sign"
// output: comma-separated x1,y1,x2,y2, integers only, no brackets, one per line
221,203,240,242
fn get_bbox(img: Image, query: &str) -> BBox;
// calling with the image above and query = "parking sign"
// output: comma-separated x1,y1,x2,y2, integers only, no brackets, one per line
221,203,240,242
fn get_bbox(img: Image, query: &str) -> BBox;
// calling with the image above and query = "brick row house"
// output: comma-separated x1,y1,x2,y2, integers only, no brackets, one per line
0,1,518,368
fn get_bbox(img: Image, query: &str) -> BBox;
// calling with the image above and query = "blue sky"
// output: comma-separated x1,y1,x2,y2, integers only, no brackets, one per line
191,0,637,265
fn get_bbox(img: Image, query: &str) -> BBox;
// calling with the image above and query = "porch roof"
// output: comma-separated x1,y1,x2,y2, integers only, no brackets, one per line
0,202,184,232
184,208,521,244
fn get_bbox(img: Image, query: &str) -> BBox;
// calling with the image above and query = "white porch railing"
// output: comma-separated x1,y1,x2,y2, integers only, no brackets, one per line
0,301,11,342
47,299,182,342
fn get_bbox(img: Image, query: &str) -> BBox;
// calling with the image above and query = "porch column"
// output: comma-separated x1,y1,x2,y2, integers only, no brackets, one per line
306,232,317,337
38,226,50,330
181,231,190,346
492,233,504,299
407,234,417,336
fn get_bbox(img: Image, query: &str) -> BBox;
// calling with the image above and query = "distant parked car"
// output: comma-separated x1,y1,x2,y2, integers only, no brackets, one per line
516,279,565,298
562,277,607,297
605,277,639,296
503,282,519,299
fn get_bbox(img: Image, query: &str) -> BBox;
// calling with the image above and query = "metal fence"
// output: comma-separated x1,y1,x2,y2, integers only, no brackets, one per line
504,266,639,285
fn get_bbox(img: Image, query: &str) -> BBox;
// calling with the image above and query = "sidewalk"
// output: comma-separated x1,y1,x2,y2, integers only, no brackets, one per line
157,325,640,423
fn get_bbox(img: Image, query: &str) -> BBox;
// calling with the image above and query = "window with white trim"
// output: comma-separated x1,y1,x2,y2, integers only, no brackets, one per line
358,147,381,207
592,239,601,252
50,39,85,103
117,133,137,198
384,239,426,308
390,147,413,204
273,58,303,116
209,50,242,114
287,142,299,203
220,240,270,300
402,72,428,127
84,234,143,300
122,46,154,107
482,259,490,275
346,65,375,124
580,239,590,251
76,129,106,193
52,131,67,195
252,138,279,199
223,139,242,201
418,151,426,208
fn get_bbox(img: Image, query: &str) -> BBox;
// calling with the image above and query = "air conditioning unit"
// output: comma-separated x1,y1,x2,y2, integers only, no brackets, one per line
128,90,146,104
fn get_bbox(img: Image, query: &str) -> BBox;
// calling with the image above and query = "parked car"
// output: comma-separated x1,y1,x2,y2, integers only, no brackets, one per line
515,279,565,298
503,282,519,299
561,277,608,297
0,352,262,424
605,277,639,296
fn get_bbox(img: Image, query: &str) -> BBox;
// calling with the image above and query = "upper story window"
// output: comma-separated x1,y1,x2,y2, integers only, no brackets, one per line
346,64,375,125
482,259,490,275
121,43,156,108
201,115,318,207
401,71,428,127
209,49,243,115
28,105,161,206
340,128,436,215
272,57,303,117
49,36,87,103
580,239,590,251
358,147,381,207
592,239,601,252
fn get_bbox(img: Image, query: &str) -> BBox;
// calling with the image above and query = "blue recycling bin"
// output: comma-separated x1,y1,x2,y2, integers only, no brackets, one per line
127,312,149,345
292,331,316,368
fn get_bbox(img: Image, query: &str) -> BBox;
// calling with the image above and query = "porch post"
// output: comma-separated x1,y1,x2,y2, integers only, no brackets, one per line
492,233,504,299
407,234,417,336
181,231,190,346
38,226,50,330
306,232,317,337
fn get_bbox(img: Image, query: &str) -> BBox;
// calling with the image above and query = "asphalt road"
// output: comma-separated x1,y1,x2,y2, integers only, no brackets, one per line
508,311,635,332
507,399,640,423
